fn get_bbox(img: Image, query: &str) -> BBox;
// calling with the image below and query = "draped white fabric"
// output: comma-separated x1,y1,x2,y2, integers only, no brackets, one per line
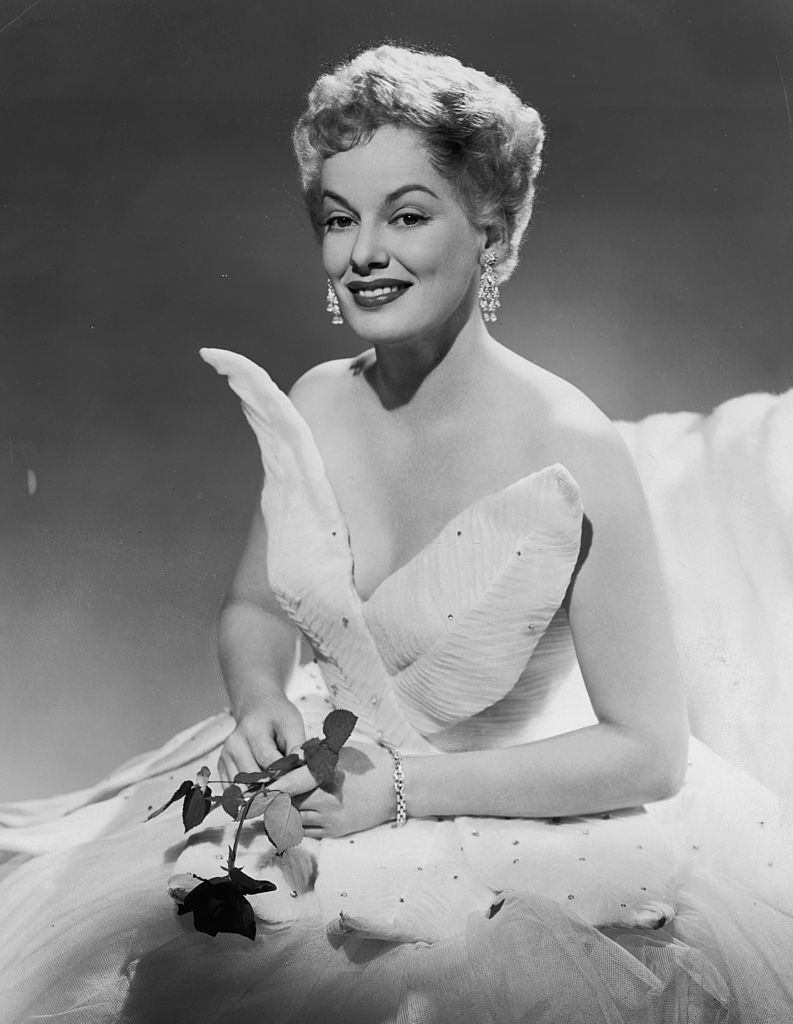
616,391,793,804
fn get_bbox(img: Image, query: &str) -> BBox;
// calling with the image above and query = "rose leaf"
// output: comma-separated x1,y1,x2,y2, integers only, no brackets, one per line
227,865,278,895
263,752,303,780
246,789,273,818
322,709,358,754
220,784,245,820
146,780,194,822
182,785,213,832
233,770,269,785
262,791,304,855
301,737,339,789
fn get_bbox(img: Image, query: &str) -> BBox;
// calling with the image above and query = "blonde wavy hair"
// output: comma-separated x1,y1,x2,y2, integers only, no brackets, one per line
292,45,545,282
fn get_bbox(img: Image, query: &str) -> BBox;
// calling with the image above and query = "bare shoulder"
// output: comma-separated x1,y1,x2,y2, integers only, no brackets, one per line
496,348,643,512
287,355,367,428
546,379,633,486
551,387,644,517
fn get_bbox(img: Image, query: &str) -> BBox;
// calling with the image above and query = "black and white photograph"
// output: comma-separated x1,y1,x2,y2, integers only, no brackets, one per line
1,2,792,1020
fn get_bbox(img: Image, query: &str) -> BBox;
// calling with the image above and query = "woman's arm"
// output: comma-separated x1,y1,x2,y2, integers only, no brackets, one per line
216,497,305,780
405,419,689,818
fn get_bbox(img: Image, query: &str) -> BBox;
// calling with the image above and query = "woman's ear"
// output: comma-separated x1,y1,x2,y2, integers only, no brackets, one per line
482,219,508,262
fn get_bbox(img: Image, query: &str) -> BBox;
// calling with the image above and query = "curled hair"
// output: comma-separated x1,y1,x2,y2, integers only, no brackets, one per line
292,45,545,281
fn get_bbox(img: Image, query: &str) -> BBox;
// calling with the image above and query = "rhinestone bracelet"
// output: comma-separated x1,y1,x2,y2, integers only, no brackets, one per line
388,747,407,828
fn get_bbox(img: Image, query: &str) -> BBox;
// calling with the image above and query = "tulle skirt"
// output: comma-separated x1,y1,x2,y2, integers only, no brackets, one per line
1,666,792,1023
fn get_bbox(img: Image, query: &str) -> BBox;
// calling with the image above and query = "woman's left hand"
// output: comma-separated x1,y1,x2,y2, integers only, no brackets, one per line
272,743,396,838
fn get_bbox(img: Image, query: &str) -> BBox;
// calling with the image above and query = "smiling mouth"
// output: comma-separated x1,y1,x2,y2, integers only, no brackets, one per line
348,282,411,309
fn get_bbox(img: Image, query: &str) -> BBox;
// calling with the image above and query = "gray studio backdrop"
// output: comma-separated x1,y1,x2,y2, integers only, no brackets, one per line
2,0,792,798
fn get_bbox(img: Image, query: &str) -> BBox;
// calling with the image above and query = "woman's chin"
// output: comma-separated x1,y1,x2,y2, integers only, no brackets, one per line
345,313,420,345
344,307,462,347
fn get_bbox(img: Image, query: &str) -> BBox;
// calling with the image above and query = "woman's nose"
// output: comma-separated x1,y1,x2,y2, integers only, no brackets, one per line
349,224,389,275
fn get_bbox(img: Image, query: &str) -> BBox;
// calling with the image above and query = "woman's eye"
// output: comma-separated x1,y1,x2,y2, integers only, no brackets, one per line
394,212,427,227
325,215,355,231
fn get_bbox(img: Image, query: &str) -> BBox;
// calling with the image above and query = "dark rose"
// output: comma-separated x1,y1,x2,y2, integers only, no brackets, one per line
177,875,275,941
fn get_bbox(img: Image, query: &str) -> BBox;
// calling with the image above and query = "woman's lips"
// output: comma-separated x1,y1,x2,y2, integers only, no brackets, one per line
348,282,411,309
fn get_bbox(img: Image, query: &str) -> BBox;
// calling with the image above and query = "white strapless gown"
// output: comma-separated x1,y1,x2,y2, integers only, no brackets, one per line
0,350,791,1023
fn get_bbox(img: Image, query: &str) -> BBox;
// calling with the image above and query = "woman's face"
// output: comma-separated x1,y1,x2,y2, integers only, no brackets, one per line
320,125,486,345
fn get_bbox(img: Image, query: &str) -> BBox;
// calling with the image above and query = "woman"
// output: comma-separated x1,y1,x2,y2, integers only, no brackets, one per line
216,48,688,825
0,43,791,1024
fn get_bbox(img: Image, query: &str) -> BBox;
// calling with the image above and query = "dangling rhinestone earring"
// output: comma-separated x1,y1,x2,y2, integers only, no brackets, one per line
478,251,501,323
326,279,343,325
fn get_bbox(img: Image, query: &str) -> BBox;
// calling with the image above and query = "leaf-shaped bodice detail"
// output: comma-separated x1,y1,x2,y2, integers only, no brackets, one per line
202,349,586,754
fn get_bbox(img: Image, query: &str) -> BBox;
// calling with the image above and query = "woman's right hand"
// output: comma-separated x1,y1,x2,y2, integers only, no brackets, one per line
218,696,306,782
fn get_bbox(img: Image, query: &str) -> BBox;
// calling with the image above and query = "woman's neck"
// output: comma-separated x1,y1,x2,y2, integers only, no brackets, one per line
364,315,495,415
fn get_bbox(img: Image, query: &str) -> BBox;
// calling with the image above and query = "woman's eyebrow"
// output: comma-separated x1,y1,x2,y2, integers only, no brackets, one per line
384,184,440,204
320,184,440,212
321,189,357,213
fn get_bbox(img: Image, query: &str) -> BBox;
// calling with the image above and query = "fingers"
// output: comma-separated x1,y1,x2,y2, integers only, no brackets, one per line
297,806,325,838
217,751,235,784
217,702,313,789
248,741,282,771
242,726,283,771
218,742,253,782
278,717,307,759
271,765,316,798
220,743,328,837
218,734,270,783
217,699,309,782
227,748,257,778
